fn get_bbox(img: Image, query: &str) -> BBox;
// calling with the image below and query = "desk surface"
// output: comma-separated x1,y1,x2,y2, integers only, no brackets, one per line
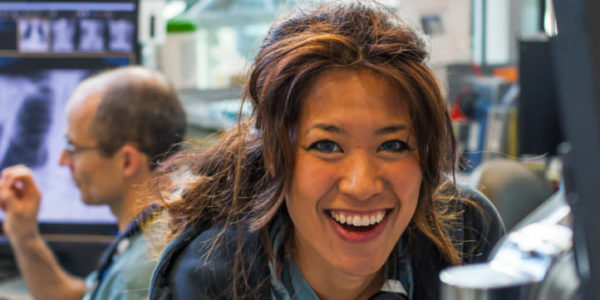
0,277,30,300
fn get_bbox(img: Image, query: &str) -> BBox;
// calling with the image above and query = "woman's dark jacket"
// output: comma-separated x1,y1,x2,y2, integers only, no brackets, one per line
149,185,505,300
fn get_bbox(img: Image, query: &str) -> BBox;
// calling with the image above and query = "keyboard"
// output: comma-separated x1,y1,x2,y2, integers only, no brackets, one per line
0,259,19,282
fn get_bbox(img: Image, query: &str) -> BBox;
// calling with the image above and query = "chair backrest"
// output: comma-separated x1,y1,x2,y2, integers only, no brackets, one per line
473,159,552,230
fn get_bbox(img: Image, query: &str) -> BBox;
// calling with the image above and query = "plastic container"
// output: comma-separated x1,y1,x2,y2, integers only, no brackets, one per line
158,19,198,89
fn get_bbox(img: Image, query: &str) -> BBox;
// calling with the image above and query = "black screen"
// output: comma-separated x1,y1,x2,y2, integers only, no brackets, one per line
518,37,564,156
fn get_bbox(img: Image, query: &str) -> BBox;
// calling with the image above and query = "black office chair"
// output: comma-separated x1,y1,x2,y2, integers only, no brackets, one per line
472,159,553,230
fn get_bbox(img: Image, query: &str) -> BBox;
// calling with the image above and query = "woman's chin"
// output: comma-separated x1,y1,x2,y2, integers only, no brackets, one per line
331,254,386,277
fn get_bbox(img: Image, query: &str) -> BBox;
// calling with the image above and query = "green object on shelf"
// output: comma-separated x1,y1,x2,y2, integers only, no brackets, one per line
167,19,197,33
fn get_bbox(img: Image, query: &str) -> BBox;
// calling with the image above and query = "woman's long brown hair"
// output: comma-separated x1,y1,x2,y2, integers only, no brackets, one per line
149,1,478,297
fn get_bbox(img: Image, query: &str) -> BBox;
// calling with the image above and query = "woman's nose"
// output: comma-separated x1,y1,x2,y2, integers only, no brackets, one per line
338,152,383,201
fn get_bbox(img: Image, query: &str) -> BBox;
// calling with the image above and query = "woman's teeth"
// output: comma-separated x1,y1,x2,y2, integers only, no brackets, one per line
329,211,386,226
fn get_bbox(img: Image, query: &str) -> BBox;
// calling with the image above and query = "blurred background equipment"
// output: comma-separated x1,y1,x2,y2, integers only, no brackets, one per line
440,190,578,300
440,0,600,298
0,0,139,286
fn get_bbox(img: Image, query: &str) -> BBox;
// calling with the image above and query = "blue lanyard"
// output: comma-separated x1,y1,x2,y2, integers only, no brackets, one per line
89,205,158,299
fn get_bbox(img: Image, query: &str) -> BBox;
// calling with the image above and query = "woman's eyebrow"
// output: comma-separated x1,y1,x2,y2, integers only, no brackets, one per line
305,124,409,135
305,123,345,135
375,125,409,135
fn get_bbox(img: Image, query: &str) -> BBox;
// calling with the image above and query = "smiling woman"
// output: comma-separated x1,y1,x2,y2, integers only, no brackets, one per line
287,68,424,299
288,68,422,293
147,2,505,300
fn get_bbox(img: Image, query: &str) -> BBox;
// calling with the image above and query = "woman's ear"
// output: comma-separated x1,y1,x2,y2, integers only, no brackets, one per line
120,144,147,177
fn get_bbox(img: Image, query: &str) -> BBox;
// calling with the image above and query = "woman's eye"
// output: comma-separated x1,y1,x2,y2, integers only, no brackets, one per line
378,140,411,152
309,140,342,153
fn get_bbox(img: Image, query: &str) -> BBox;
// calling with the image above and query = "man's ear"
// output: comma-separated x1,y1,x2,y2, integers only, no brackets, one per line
120,144,147,177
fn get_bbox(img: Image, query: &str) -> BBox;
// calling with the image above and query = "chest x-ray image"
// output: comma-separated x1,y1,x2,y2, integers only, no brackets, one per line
18,18,50,52
0,87,53,170
0,71,72,173
51,18,76,52
0,69,113,222
78,19,105,52
108,19,134,52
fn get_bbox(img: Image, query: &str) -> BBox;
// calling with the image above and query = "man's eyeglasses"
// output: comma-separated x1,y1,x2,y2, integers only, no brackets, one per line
64,138,99,157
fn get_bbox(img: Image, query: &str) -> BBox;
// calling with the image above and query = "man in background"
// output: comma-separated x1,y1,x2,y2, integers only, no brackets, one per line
0,66,186,299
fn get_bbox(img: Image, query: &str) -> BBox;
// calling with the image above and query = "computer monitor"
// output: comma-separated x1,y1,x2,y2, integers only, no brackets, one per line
0,0,138,276
553,0,600,297
518,37,564,157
